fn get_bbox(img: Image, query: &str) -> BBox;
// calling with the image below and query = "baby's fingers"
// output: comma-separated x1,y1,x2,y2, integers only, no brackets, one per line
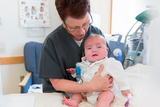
66,69,73,73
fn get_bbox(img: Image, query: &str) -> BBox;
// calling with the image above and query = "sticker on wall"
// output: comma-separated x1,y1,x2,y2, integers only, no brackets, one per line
19,0,50,27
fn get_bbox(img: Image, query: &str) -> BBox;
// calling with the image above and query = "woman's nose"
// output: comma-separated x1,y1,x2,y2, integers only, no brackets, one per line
78,27,85,34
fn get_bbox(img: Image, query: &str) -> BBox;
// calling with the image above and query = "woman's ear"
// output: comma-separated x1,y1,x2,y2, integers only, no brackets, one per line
59,17,64,24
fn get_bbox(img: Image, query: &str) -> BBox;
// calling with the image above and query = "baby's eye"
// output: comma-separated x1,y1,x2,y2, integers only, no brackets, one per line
87,47,91,50
97,46,101,48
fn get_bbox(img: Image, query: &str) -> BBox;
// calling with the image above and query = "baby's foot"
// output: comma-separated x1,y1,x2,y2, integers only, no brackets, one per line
63,97,79,107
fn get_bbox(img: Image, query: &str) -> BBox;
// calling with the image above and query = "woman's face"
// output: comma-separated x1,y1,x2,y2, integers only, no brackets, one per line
63,12,90,41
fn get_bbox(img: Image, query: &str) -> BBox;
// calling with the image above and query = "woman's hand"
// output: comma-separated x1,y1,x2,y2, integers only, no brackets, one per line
89,64,114,92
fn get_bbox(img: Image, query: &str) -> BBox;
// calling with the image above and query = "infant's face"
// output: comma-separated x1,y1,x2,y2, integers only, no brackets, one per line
84,36,108,62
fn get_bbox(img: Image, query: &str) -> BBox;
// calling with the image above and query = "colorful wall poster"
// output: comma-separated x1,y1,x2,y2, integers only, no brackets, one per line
19,0,50,27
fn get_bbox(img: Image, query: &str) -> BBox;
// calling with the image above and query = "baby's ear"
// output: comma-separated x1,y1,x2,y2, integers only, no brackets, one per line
83,51,85,57
106,47,109,52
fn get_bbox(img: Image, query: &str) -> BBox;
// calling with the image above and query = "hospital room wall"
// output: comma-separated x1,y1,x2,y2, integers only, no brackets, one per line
0,0,62,94
111,0,156,36
0,0,111,94
90,0,111,34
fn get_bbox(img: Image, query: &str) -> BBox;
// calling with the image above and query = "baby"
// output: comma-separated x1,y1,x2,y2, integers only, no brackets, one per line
63,34,132,107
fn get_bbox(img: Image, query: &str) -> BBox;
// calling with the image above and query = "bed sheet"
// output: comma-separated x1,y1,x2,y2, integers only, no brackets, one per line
9,64,160,107
10,93,134,107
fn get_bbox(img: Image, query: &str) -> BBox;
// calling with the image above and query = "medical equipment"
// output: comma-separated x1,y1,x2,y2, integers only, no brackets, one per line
76,66,82,83
109,34,125,64
123,9,159,68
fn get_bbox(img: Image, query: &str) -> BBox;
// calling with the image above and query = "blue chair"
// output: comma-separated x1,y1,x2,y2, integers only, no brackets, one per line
19,41,43,93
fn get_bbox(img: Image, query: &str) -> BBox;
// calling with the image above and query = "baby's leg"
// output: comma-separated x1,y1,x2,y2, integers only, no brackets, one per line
63,93,82,107
96,91,114,107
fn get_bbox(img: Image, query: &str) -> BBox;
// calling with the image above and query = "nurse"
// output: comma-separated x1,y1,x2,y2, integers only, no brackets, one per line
39,0,113,94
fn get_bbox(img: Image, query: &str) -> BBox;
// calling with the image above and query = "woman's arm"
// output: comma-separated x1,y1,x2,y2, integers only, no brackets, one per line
50,65,113,93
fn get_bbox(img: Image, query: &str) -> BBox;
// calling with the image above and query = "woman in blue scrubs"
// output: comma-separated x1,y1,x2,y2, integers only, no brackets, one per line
39,0,113,94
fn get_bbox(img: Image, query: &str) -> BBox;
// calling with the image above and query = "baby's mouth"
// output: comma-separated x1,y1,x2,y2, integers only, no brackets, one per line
92,54,98,57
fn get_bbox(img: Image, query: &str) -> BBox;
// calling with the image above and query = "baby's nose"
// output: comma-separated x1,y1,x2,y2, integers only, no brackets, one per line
92,48,97,52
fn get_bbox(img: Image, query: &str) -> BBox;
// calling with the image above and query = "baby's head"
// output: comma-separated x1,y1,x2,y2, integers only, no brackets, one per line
84,34,108,62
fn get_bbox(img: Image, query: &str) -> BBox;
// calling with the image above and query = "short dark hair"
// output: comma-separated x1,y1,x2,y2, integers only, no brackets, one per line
55,0,90,21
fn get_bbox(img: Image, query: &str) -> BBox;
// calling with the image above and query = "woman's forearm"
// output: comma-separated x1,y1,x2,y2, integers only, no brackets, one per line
50,79,93,93
49,65,114,93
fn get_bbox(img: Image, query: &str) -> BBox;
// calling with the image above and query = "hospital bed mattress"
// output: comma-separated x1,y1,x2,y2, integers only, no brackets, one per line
9,64,159,107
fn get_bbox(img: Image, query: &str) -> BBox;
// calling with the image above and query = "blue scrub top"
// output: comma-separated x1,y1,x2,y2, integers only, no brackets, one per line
39,24,111,93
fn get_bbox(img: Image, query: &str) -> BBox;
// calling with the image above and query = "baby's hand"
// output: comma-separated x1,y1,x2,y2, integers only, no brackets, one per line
121,89,133,97
66,68,76,74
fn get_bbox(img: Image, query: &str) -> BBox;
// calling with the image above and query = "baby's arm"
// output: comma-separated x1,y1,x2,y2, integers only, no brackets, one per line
121,89,133,97
66,68,76,74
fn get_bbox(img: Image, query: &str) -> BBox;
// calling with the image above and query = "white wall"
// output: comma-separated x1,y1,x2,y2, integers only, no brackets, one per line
91,0,111,34
0,0,61,57
111,0,157,36
0,65,2,95
0,0,61,94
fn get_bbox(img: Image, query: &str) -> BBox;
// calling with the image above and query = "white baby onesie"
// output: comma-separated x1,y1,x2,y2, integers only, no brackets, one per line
75,57,130,104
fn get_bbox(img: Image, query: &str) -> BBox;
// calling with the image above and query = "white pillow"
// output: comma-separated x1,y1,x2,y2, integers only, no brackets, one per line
28,84,42,93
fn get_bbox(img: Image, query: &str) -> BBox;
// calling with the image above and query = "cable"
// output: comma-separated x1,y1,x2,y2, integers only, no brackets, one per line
132,24,145,65
123,21,138,59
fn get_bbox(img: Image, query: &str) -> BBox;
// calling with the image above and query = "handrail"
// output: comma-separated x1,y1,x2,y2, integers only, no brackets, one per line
0,56,24,65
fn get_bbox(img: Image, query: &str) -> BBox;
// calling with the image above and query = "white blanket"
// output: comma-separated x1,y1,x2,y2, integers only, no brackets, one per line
114,64,160,107
0,95,35,107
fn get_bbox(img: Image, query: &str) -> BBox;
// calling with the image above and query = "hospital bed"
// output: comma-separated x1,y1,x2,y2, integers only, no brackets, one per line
2,63,159,107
